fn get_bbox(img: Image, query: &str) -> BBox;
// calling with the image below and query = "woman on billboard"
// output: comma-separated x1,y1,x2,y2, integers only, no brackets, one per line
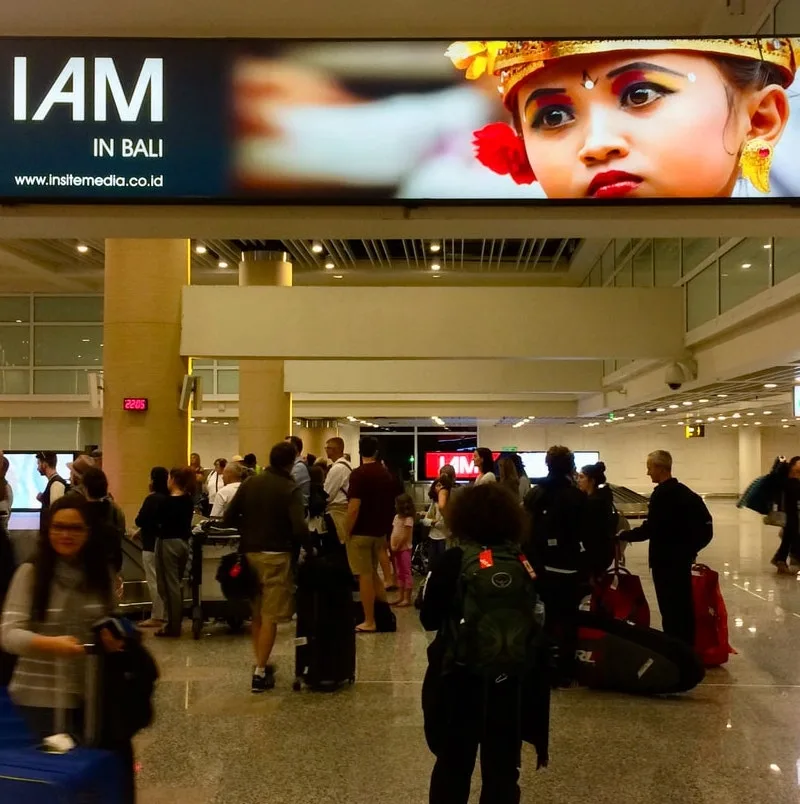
447,38,798,199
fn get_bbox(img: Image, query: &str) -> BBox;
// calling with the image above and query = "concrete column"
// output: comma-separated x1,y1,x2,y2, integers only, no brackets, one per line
103,239,190,521
238,251,292,463
739,426,762,495
296,422,339,460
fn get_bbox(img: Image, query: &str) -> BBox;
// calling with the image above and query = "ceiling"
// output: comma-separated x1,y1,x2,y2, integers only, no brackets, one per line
0,237,590,293
0,0,772,38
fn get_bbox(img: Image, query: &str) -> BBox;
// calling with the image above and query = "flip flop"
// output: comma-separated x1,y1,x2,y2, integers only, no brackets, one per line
355,624,377,633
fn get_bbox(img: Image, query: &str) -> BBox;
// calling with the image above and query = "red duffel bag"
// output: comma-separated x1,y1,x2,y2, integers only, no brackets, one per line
692,563,734,667
590,559,651,629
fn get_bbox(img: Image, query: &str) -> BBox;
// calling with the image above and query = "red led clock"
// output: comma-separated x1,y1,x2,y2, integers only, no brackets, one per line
123,397,149,411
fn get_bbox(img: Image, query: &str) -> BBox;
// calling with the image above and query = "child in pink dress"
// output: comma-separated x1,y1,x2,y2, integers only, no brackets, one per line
390,494,416,607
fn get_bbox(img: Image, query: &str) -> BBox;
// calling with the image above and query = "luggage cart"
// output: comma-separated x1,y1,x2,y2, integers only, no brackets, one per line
189,521,251,640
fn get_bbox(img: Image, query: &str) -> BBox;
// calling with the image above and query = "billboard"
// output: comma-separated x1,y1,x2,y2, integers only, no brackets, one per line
424,450,600,480
5,452,74,511
0,37,798,203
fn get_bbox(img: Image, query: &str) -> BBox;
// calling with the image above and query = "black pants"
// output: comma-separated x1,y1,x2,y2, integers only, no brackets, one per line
428,676,522,804
155,538,189,636
652,564,695,646
773,528,800,564
538,572,586,684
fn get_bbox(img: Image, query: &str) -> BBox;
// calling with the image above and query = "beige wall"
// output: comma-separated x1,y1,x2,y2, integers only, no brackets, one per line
182,286,684,360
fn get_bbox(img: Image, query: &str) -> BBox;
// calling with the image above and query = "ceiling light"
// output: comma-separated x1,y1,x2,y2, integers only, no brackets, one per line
656,407,666,412
76,244,89,254
732,424,739,428
682,401,693,406
698,399,709,403
764,242,772,249
741,263,752,269
695,419,703,424
661,424,668,428
764,383,778,389
223,421,230,426
347,416,357,422
81,338,90,343
325,261,335,269
707,417,716,422
718,415,727,421
627,413,635,418
669,404,679,409
732,413,741,419
755,421,762,425
747,412,755,416
333,275,343,279
764,411,773,415
14,319,21,323
311,242,324,254
678,421,685,426
218,260,229,269
717,394,728,398
200,418,208,423
430,263,441,272
429,242,442,253
784,424,790,429
782,419,789,423
194,244,207,254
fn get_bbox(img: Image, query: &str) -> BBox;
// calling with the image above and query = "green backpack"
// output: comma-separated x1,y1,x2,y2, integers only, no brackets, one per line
443,543,544,681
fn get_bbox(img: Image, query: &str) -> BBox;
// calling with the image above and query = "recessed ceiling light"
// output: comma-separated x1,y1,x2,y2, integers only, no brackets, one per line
200,418,208,423
218,260,229,269
429,242,442,253
732,413,741,419
76,244,89,253
627,413,635,418
194,244,207,254
311,242,324,254
784,424,791,429
708,417,716,422
678,421,685,426
741,263,752,269
430,263,441,272
682,401,693,406
764,411,773,415
782,419,789,423
698,399,709,403
333,274,343,279
732,424,739,428
223,421,230,426
755,421,762,425
718,415,727,421
747,412,755,416
81,338,90,343
764,383,778,389
669,404,679,409
656,407,666,412
717,394,728,398
325,261,335,269
661,424,668,428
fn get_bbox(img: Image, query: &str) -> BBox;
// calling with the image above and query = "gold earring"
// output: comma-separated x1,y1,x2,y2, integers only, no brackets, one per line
739,138,773,194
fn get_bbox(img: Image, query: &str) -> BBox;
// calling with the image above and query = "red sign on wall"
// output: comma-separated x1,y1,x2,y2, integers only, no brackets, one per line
424,452,500,480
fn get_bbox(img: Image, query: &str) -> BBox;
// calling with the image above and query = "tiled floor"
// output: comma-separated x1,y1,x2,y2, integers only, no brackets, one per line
136,503,800,803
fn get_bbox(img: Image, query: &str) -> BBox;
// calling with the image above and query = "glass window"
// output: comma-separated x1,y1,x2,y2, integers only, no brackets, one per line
687,264,718,330
34,325,103,366
0,326,30,366
633,242,653,287
773,238,800,286
34,296,103,322
0,297,30,323
776,0,800,32
217,360,239,367
0,370,29,394
601,245,615,285
34,370,89,395
216,370,239,395
191,368,214,394
588,261,601,287
682,238,718,274
614,259,632,287
615,239,634,264
720,239,771,313
654,239,680,287
192,359,214,368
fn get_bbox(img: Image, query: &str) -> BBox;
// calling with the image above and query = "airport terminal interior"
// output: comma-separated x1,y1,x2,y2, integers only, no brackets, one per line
4,0,800,802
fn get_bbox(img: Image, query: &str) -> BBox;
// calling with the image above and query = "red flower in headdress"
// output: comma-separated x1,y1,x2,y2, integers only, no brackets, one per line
472,123,536,185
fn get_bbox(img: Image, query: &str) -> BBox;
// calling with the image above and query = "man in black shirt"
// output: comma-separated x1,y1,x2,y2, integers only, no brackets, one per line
628,450,713,646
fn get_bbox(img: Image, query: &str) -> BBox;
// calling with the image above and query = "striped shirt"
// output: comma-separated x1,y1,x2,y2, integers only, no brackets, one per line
1,563,109,709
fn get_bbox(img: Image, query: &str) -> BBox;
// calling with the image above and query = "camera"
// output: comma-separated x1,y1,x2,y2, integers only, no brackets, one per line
665,360,697,391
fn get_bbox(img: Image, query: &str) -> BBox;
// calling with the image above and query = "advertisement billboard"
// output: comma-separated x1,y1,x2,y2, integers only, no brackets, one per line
0,37,798,203
424,450,600,480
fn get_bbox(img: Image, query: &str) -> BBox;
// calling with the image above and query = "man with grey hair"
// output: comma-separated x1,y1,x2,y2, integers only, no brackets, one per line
628,449,713,647
211,461,246,518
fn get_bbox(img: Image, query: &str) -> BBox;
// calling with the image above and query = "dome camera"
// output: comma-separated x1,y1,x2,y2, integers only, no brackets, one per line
665,359,698,391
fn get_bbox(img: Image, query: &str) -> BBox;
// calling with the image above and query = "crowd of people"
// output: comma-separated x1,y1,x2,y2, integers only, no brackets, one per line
0,437,719,804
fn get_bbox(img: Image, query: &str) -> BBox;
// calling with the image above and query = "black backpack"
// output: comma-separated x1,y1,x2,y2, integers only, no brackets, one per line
443,543,544,681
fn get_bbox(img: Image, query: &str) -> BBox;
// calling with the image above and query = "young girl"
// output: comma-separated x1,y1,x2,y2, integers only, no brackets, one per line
390,494,416,607
447,37,797,198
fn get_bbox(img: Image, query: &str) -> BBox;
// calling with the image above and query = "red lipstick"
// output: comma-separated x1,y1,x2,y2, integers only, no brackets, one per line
587,170,643,199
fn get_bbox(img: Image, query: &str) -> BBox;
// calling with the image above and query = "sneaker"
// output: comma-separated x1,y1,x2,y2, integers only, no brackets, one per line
772,559,793,575
251,667,276,693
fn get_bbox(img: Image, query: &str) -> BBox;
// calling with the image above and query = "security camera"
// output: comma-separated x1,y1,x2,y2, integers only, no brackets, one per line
665,360,698,391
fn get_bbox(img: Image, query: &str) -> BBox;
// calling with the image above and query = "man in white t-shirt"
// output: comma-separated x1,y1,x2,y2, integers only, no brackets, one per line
206,458,228,507
324,437,352,544
211,462,246,518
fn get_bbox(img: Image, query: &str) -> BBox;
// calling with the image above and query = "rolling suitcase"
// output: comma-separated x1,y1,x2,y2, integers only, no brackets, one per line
692,563,734,667
574,611,705,695
293,552,356,691
0,645,125,802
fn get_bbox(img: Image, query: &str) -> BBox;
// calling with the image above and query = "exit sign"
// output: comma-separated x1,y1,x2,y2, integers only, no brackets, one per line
685,424,705,439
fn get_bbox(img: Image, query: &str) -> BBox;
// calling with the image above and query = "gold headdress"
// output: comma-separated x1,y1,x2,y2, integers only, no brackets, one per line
447,38,799,109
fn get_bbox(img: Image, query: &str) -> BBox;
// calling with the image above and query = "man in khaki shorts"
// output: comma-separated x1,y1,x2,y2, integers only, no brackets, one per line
345,436,396,633
224,441,308,692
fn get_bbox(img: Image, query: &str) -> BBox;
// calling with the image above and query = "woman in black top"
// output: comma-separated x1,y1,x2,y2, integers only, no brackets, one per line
154,467,195,638
577,461,617,577
420,483,549,804
135,467,169,627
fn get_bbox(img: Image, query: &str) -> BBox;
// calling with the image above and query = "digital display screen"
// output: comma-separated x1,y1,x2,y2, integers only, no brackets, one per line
123,397,148,411
5,452,74,511
794,385,800,418
0,37,798,203
424,450,600,480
